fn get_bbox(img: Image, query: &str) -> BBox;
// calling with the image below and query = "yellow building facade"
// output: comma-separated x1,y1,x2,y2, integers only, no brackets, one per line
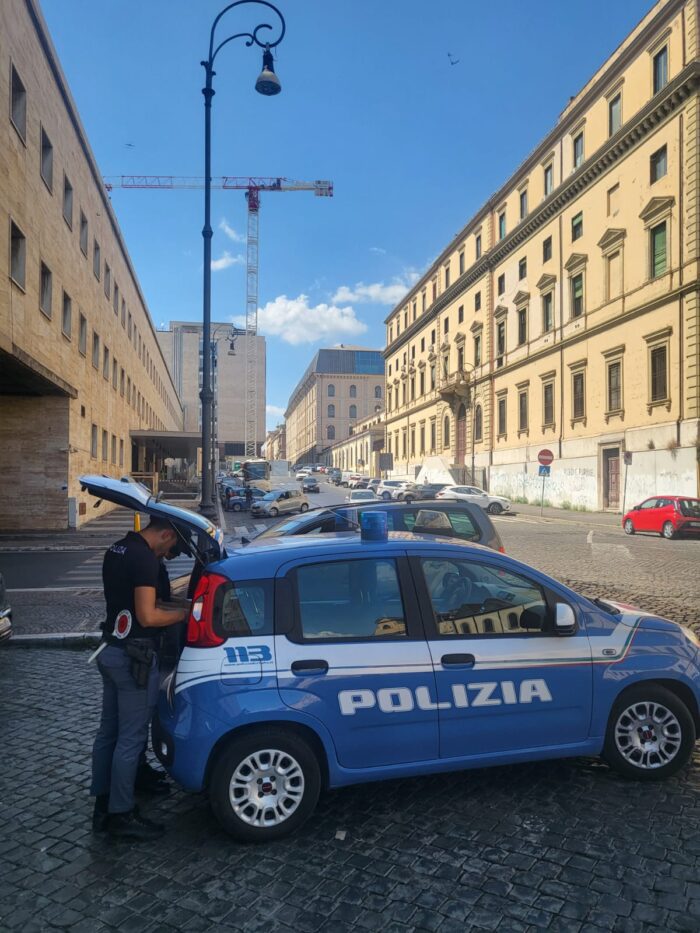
327,412,385,477
384,0,699,510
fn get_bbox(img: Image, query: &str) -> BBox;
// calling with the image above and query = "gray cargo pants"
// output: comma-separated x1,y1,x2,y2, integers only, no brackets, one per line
90,643,159,814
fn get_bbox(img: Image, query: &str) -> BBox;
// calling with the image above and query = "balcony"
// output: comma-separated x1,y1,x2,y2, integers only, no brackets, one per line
438,369,471,402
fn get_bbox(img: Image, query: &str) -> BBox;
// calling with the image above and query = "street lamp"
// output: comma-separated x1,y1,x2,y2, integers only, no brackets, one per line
199,1,285,516
209,323,236,495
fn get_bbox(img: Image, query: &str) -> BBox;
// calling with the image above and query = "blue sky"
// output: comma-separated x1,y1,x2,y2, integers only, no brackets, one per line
43,0,651,430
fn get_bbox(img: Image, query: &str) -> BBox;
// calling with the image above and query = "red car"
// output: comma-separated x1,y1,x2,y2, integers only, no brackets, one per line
622,495,700,539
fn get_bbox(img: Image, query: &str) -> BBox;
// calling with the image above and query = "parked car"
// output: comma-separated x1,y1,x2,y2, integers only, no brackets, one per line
345,489,381,503
0,572,12,642
436,485,512,515
302,477,320,494
218,477,242,504
623,496,700,538
367,479,381,491
401,482,448,504
340,472,362,487
295,469,311,481
376,480,406,501
224,485,268,512
390,481,419,501
251,488,310,518
328,469,343,485
255,500,504,553
348,476,369,489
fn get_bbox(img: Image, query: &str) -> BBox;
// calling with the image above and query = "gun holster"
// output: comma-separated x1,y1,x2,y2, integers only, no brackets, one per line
124,642,155,688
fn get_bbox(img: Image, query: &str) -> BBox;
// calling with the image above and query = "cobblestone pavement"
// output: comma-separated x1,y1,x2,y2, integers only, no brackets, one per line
2,649,700,932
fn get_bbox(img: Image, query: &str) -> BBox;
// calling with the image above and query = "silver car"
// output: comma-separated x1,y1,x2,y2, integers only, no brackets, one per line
436,485,511,515
251,488,310,518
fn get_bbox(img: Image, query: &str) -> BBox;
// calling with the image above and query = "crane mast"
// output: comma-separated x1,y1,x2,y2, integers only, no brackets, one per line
104,175,333,458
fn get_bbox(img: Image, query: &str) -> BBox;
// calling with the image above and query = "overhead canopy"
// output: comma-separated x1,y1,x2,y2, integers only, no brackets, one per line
130,429,200,460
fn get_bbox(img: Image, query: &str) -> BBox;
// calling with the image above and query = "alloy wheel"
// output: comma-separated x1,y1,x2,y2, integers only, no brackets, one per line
228,748,305,828
614,701,682,770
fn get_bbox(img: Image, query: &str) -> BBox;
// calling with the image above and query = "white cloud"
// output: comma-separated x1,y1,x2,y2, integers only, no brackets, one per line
266,404,286,418
219,218,246,243
252,294,368,346
211,250,245,271
369,246,387,255
331,271,420,306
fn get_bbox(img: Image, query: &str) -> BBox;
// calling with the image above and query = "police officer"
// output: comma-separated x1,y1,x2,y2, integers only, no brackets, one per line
90,517,188,841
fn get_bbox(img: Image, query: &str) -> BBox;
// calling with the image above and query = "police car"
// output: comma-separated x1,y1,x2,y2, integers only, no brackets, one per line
82,476,700,843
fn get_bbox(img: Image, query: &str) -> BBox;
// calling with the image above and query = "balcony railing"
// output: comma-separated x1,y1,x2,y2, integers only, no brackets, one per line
438,369,471,401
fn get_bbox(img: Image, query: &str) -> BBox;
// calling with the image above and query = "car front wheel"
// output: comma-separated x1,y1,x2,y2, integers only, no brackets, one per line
662,521,675,539
603,684,695,781
623,518,635,535
382,492,391,500
300,503,309,512
269,507,279,517
210,729,321,842
487,502,504,515
232,502,242,512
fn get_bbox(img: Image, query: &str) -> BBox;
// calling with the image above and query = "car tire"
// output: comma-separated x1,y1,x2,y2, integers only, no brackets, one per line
404,496,414,504
232,502,242,512
662,521,675,539
382,492,391,501
209,728,321,842
300,503,309,512
603,683,695,781
487,503,504,515
623,518,635,535
269,507,279,517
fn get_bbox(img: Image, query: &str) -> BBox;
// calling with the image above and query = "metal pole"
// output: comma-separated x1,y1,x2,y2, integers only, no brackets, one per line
200,63,215,515
540,474,546,516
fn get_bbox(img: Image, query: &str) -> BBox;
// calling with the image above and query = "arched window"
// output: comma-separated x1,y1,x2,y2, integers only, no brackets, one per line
349,404,357,419
327,425,335,440
328,404,335,418
349,384,357,398
328,384,335,397
443,415,450,448
374,385,382,398
474,405,483,441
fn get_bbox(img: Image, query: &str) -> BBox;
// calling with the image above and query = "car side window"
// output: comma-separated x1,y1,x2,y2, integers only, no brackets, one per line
214,580,273,637
640,499,658,509
295,559,407,639
403,509,479,542
420,558,549,637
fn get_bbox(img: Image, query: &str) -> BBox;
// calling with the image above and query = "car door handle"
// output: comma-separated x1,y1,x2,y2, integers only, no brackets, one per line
441,653,475,667
291,659,329,675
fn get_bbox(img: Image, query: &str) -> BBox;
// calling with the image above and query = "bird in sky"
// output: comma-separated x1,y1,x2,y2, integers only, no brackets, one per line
447,52,460,66
124,142,135,148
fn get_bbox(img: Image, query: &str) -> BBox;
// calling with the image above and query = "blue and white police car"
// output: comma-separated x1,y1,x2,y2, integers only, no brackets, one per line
82,476,700,842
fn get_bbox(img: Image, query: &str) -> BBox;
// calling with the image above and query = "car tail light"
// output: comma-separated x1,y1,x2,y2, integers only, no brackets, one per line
186,572,229,648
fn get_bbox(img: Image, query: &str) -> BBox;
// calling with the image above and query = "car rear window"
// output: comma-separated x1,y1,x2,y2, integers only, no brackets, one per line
678,499,700,517
398,508,480,542
213,579,273,637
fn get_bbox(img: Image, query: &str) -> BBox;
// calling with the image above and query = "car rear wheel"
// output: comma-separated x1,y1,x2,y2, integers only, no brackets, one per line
382,492,391,500
300,503,309,512
269,507,279,517
487,503,503,515
623,518,635,535
603,684,695,781
210,729,321,842
662,521,675,539
232,502,242,512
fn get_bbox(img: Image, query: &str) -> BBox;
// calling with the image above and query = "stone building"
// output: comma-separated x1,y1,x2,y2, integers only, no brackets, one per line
156,321,266,458
327,411,386,477
284,347,384,466
1,0,184,529
264,424,286,461
383,0,699,510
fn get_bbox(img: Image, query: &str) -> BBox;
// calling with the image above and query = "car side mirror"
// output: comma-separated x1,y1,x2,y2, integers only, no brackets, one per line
555,602,576,635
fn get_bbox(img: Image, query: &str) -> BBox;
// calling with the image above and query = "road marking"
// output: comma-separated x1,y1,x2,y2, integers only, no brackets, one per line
587,530,594,544
8,586,103,593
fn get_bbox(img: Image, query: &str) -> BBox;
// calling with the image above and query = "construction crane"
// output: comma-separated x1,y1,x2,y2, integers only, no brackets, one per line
104,175,333,457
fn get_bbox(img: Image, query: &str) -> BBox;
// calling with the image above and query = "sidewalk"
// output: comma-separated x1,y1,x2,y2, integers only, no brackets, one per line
509,502,622,528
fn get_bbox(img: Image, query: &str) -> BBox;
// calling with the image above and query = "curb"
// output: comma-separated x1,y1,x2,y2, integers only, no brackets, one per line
4,632,102,649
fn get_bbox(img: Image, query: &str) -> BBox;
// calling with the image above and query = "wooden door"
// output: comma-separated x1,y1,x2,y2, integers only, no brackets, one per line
456,405,467,464
604,449,620,509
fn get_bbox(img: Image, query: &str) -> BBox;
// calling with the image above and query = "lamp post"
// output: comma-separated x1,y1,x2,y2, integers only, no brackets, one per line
208,323,236,495
199,0,285,515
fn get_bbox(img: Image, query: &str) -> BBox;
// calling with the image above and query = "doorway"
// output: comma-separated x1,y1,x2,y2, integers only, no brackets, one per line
602,447,620,510
456,404,467,465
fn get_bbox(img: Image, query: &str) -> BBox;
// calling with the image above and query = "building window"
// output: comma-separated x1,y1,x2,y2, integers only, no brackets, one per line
111,435,117,464
542,292,553,332
327,383,335,397
496,321,506,364
349,384,357,398
419,424,425,454
119,439,124,467
374,385,381,398
10,65,27,141
543,236,552,262
444,317,450,336
518,257,527,280
327,425,335,440
419,371,425,396
458,305,464,324
327,404,335,418
402,432,407,458
91,425,98,458
412,299,417,321
650,145,667,184
79,314,87,356
571,274,584,318
497,397,507,436
459,250,465,275
93,240,101,280
92,332,100,369
544,164,553,196
62,175,74,228
571,212,583,241
650,222,667,278
607,360,622,413
79,211,88,256
497,273,505,296
39,262,52,318
40,127,53,191
443,416,450,448
113,283,119,315
112,358,118,390
653,46,668,94
650,345,668,402
498,212,506,240
474,334,482,366
102,429,108,460
410,376,415,401
519,189,528,220
572,371,585,420
120,368,125,396
609,93,621,137
517,308,527,346
474,291,481,312
430,420,436,452
349,404,357,419
444,264,450,289
607,250,622,299
607,183,619,216
573,132,584,168
543,383,554,426
474,405,483,441
432,279,437,303
457,345,464,371
10,221,26,289
475,233,482,259
103,346,110,380
431,329,436,346
518,390,528,431
62,292,72,338
104,263,111,299
430,364,436,390
421,291,426,312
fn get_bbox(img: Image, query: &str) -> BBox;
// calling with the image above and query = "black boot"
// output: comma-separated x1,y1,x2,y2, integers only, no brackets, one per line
135,760,170,796
92,794,109,833
107,808,164,841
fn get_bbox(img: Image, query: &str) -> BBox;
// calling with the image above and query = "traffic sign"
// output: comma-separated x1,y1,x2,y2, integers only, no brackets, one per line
538,465,551,477
538,449,554,466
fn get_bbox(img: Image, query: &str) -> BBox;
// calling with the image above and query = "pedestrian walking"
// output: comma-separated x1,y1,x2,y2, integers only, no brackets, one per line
90,517,188,841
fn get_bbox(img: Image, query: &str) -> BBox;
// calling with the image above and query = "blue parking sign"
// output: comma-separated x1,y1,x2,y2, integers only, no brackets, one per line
538,465,551,477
